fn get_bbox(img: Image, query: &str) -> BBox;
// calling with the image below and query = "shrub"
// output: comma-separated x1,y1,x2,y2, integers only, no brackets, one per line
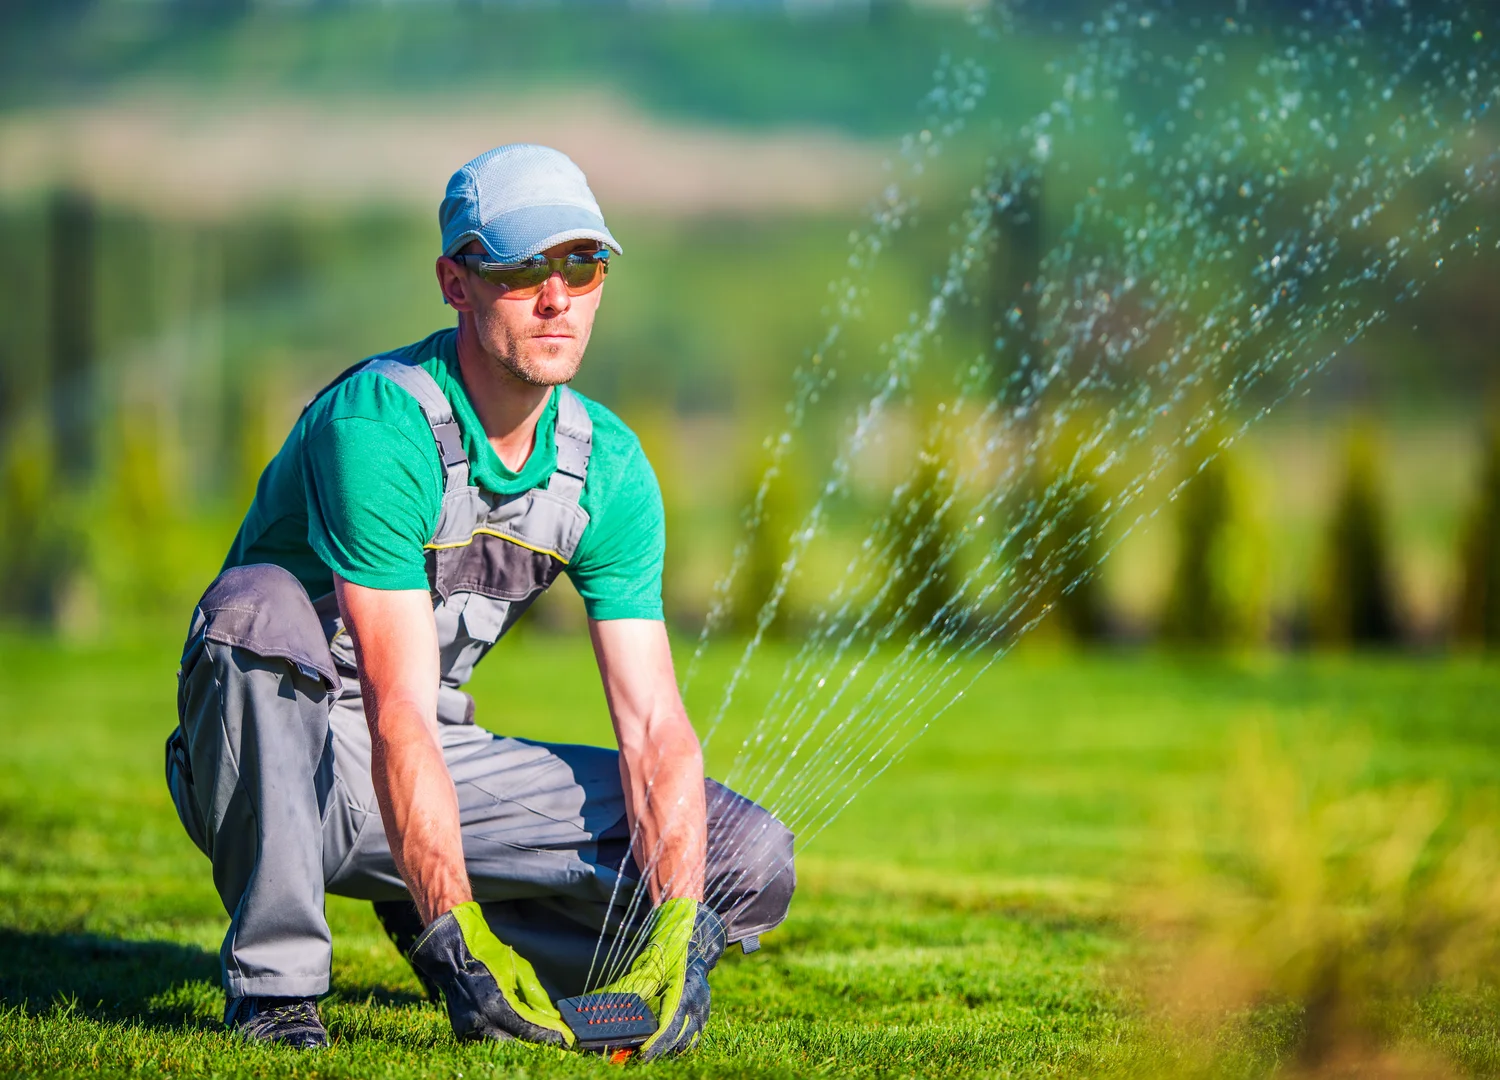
0,413,85,625
1144,726,1500,1075
93,406,182,620
883,437,962,641
1310,423,1401,647
1005,420,1110,643
1162,445,1270,648
733,446,798,639
1454,416,1500,648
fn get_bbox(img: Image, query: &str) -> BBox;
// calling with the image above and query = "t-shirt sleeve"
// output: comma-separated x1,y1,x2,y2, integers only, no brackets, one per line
303,415,441,591
567,442,666,621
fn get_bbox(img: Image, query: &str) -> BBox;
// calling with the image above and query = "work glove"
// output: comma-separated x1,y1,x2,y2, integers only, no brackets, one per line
597,897,727,1060
408,901,575,1049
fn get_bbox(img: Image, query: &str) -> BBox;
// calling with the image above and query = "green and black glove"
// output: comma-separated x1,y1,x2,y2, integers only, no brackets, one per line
597,897,727,1060
409,901,575,1048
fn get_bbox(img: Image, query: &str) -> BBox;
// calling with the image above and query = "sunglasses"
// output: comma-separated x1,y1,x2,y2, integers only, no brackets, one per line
450,248,610,299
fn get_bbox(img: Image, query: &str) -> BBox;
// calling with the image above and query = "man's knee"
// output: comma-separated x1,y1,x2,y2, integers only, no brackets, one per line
172,565,341,859
188,564,340,693
705,781,796,943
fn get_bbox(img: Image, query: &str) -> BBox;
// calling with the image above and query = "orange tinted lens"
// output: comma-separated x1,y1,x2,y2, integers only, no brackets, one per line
474,254,607,298
477,261,551,295
560,257,607,294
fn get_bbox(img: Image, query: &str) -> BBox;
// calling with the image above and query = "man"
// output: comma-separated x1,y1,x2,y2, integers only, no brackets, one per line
164,144,793,1055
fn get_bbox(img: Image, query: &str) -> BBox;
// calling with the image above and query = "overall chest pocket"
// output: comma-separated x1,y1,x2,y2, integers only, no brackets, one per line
428,531,564,603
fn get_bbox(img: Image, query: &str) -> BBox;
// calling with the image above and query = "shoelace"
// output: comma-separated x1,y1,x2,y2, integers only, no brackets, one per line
244,998,322,1035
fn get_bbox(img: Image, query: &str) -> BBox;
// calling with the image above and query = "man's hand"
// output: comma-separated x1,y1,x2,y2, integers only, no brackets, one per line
588,620,716,1057
409,902,575,1047
597,897,726,1059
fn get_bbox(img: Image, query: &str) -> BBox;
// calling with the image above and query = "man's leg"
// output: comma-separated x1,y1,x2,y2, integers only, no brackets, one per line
327,713,795,998
467,775,796,996
166,563,342,1000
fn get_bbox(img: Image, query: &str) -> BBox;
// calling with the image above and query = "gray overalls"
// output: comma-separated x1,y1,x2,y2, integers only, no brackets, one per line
164,355,793,1000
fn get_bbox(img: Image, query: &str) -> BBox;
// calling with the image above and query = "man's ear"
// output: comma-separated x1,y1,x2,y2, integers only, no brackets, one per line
435,257,472,312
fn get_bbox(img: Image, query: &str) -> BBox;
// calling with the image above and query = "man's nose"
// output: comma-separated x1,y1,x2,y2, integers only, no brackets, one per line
535,273,571,318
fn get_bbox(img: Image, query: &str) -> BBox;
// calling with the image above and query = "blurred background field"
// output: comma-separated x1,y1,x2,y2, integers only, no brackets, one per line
1,0,1497,647
1,1,1499,1077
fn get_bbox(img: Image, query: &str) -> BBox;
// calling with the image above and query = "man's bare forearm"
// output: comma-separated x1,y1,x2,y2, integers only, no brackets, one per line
336,577,472,927
365,696,473,925
589,618,708,905
618,711,707,903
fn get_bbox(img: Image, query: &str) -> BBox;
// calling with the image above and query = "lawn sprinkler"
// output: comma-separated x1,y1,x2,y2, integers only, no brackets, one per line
557,991,657,1062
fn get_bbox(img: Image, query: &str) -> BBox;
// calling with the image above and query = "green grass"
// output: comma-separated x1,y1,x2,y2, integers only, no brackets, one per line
1,628,1497,1078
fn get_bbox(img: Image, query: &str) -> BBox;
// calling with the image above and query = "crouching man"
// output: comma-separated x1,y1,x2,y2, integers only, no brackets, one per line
163,144,793,1054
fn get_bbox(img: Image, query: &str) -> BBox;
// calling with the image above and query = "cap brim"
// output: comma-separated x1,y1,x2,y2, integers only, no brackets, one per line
447,203,622,261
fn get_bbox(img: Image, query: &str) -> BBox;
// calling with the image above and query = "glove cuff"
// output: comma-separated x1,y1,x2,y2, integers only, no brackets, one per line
407,904,469,979
689,902,728,970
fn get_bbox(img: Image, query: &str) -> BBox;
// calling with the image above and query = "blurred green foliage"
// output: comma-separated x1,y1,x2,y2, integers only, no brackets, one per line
0,187,1489,650
1311,424,1401,648
0,4,1496,646
0,2,986,135
1163,452,1235,647
1162,444,1269,648
1455,415,1500,649
1010,419,1108,643
733,449,798,640
882,424,962,641
0,415,85,624
1150,724,1500,1075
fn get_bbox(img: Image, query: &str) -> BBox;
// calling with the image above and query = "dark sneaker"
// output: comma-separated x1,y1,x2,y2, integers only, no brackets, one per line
224,995,330,1048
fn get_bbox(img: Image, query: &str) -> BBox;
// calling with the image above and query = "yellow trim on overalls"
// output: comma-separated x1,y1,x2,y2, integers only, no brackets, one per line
424,526,570,565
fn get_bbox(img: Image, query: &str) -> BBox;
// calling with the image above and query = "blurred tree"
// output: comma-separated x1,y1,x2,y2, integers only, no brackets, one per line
1163,451,1234,646
228,371,276,512
734,445,798,640
985,174,1044,401
622,400,687,629
1310,423,1401,647
1007,419,1109,643
0,414,85,626
1454,414,1500,648
883,430,961,641
1162,443,1270,648
49,189,97,483
98,405,182,619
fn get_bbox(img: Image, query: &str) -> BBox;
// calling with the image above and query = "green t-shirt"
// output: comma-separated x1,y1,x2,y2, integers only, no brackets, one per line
223,328,664,622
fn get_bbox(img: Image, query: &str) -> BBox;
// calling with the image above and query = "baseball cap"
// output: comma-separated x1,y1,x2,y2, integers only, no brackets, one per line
439,144,622,262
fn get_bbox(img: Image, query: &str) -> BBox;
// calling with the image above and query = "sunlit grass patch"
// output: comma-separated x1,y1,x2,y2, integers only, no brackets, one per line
1,632,1497,1077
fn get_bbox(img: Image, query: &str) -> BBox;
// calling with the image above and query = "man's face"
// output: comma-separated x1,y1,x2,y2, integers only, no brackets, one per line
437,239,605,387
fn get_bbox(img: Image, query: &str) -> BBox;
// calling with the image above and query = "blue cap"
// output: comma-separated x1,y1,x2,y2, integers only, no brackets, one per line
439,144,622,262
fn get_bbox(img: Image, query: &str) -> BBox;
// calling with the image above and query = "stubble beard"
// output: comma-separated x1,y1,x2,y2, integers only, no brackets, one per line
472,306,587,387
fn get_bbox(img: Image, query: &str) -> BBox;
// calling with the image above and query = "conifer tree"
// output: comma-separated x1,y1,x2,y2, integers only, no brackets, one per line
1311,424,1400,647
735,450,797,639
885,442,960,641
1164,452,1234,646
1009,431,1107,643
1454,418,1500,647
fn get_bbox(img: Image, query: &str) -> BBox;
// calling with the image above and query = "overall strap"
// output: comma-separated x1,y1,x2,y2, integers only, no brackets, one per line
364,358,472,496
548,386,593,502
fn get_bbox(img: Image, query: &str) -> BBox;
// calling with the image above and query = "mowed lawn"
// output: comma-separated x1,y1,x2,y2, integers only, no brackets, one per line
1,626,1497,1078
